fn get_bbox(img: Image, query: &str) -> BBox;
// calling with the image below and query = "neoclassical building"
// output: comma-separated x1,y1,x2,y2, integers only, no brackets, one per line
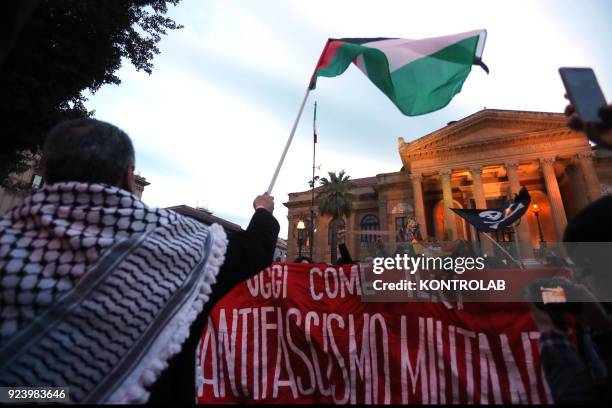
284,109,612,262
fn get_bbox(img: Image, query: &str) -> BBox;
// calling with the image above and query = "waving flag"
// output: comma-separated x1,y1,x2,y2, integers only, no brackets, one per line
451,187,531,233
309,30,488,116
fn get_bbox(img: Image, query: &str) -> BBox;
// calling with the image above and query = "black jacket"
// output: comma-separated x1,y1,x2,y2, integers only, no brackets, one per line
539,325,612,403
149,208,280,403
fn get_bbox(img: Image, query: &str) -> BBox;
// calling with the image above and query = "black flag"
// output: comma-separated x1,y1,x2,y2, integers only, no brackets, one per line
451,187,531,233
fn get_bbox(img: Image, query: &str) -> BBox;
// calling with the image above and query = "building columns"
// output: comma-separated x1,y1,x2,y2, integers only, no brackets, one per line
410,173,428,238
540,157,568,240
469,165,493,254
439,169,457,240
576,151,601,202
505,160,534,258
568,165,590,212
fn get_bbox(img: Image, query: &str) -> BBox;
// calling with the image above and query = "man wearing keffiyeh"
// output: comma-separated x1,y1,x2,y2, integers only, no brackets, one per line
0,118,280,403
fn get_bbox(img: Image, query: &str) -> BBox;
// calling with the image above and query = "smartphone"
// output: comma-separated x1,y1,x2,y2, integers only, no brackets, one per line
526,278,582,313
540,286,567,304
559,67,607,125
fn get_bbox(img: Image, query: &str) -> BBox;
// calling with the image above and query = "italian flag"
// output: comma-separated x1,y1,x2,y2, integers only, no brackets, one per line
309,30,488,116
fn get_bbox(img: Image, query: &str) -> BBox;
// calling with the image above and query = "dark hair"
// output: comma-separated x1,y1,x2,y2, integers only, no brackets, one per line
563,195,612,278
293,256,314,263
563,195,612,243
43,118,135,186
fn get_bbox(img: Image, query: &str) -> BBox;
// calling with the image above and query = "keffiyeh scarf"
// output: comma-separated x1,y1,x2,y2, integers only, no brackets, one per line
0,182,228,403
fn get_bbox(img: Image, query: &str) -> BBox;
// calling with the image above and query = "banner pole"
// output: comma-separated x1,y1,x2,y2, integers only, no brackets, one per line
266,87,311,194
309,101,317,261
481,232,525,270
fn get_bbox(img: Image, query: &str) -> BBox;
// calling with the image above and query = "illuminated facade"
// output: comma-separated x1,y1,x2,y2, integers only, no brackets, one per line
285,109,612,262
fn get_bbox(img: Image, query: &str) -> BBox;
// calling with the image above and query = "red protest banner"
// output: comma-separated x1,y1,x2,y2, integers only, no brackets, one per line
196,263,552,404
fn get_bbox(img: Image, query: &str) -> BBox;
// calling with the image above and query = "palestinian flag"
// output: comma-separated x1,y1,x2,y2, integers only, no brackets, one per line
309,30,488,116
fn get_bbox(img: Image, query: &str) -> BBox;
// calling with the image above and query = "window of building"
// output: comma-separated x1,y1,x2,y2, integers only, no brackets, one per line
360,214,380,243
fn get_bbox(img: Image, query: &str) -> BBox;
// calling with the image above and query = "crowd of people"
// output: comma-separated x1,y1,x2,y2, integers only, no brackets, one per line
314,102,612,403
0,97,611,403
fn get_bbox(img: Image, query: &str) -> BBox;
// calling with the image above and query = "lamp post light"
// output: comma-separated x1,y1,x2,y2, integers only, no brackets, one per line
530,203,545,257
530,204,545,243
297,220,306,258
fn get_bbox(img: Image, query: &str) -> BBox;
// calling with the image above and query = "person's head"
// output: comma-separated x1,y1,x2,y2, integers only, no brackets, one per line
563,195,612,300
407,217,417,229
42,118,136,192
293,256,313,264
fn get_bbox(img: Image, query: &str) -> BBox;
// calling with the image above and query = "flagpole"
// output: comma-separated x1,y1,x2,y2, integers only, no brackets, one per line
309,101,317,261
266,87,311,194
481,232,525,270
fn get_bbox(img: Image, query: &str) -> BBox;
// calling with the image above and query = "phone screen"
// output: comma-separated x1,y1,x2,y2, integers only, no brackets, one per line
559,68,607,124
540,286,567,304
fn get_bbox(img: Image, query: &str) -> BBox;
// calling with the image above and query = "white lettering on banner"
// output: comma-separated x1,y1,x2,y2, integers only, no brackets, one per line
456,327,476,404
246,264,288,299
285,309,316,395
253,307,259,399
328,314,350,404
427,317,437,404
436,320,446,404
238,308,251,397
273,308,298,398
500,334,529,404
305,311,331,396
310,265,361,300
478,333,502,404
449,325,459,404
197,308,550,404
369,314,391,404
197,316,218,398
348,314,371,404
325,268,339,298
260,306,275,399
400,316,428,404
309,268,323,300
217,309,239,397
522,331,553,404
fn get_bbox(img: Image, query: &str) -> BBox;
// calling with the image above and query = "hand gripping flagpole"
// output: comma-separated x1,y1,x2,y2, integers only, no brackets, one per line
266,87,311,194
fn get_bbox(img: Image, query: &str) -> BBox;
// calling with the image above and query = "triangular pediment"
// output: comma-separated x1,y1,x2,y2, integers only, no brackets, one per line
401,109,567,154
444,125,525,146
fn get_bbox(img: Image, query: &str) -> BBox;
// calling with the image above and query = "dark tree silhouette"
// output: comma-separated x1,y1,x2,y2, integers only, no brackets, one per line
0,0,182,189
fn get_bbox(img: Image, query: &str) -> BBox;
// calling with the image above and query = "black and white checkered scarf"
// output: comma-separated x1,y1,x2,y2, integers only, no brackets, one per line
0,182,228,403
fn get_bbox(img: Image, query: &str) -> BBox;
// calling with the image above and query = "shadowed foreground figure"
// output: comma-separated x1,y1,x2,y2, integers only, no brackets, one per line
0,119,279,403
532,195,612,404
529,100,612,404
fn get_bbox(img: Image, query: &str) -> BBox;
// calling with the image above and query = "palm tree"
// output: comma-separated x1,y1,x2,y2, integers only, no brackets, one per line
317,170,354,263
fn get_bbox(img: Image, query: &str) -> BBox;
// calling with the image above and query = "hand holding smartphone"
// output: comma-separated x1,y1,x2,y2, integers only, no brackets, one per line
559,67,607,125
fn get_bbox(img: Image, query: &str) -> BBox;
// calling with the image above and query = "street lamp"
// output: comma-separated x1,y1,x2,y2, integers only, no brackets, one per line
297,220,306,257
530,203,545,245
